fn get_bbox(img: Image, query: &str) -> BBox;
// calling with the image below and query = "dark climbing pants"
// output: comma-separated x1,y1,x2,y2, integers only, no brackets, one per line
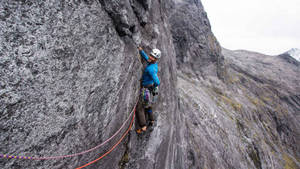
136,91,155,128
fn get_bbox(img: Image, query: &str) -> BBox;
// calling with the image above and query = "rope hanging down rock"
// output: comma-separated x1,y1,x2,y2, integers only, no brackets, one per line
76,107,136,169
0,102,137,161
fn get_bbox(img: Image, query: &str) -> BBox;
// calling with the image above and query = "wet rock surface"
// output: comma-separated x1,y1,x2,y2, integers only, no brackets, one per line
1,0,299,169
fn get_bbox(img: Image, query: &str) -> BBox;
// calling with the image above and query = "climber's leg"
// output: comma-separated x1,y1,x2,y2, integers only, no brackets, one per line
136,98,147,134
145,107,155,126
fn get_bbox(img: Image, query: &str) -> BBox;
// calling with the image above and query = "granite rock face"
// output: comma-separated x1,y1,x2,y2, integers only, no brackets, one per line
169,0,226,81
1,0,299,169
0,0,177,168
177,48,300,169
169,2,299,168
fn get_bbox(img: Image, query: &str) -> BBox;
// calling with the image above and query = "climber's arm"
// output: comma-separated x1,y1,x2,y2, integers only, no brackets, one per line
138,47,150,63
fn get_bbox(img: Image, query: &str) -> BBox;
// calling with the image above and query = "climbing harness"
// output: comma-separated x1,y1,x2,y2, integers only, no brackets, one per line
142,88,151,103
141,87,158,107
0,102,137,162
141,87,151,108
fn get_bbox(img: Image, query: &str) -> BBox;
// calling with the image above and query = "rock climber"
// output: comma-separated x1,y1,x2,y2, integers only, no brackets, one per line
136,46,161,134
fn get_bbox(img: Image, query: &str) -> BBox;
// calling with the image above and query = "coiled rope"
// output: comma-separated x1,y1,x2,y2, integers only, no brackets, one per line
0,102,137,161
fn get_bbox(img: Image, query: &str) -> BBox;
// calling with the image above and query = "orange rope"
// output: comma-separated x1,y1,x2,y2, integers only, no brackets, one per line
1,102,138,161
75,109,136,169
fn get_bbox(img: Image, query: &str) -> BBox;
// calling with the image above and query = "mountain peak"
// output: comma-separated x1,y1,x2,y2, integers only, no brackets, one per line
285,48,300,62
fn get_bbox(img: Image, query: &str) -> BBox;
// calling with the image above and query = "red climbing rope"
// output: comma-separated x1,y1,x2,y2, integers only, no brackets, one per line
75,108,136,169
0,102,137,160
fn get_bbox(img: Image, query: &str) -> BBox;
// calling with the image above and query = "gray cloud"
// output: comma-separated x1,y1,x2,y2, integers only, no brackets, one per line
201,0,300,55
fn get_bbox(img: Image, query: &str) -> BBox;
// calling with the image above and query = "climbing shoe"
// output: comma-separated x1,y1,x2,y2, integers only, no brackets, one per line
136,126,147,134
148,121,155,127
136,129,143,134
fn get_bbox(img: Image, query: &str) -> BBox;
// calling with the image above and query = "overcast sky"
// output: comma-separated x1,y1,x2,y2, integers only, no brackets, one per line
201,0,300,55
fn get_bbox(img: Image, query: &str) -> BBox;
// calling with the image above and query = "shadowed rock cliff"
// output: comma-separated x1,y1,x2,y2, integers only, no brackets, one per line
170,0,226,81
1,0,178,168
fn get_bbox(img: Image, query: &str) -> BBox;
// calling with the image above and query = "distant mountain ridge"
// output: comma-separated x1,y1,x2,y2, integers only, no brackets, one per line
278,48,300,66
285,48,300,62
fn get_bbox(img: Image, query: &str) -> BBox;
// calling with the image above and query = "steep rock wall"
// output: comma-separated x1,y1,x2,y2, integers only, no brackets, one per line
2,0,299,169
169,0,226,81
177,48,300,169
0,0,178,168
169,1,299,169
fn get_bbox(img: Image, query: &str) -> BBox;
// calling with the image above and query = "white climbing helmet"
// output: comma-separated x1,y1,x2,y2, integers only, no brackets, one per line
150,48,161,59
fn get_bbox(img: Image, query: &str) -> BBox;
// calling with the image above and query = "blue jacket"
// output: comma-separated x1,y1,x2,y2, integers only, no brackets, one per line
140,50,160,87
